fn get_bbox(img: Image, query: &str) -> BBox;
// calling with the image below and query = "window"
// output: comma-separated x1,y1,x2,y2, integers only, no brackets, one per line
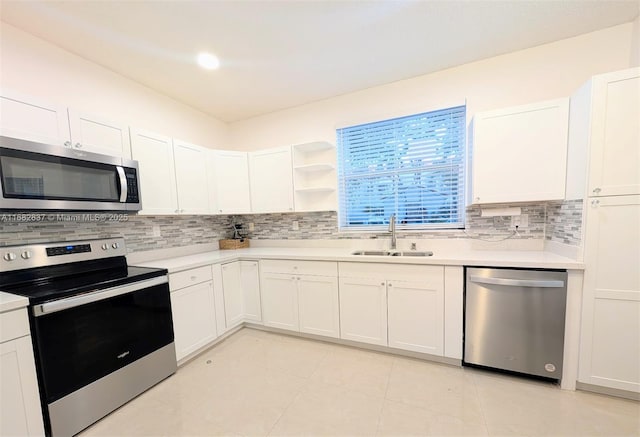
337,105,466,230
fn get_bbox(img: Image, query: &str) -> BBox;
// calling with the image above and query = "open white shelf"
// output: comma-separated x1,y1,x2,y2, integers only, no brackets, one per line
292,141,337,211
294,163,335,172
295,187,335,193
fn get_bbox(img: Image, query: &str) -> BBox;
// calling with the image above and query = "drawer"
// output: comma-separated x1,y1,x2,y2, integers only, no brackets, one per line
260,259,337,277
0,307,29,343
339,262,443,282
169,265,213,290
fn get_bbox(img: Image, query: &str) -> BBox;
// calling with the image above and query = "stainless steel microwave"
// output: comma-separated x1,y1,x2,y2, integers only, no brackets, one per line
0,136,142,211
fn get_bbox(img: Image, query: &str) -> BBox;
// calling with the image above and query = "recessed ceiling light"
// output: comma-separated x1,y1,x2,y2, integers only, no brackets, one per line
197,52,220,70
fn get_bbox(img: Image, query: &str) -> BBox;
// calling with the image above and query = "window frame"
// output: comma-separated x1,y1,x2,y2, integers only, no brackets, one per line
336,105,466,232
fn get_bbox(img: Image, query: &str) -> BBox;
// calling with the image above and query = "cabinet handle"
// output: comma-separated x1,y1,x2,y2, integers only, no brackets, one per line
592,187,601,194
219,209,223,213
297,277,301,280
64,141,72,148
388,283,393,287
75,142,82,148
293,266,298,270
190,276,197,281
591,199,600,207
291,276,295,280
180,209,185,213
380,282,385,286
175,209,180,213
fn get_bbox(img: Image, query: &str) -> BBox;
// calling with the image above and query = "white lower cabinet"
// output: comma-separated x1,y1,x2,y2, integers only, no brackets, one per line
339,263,445,355
578,195,640,393
260,260,339,336
221,262,245,329
240,261,262,323
169,267,217,361
387,279,444,355
261,272,300,331
0,308,45,436
298,275,340,338
339,277,388,346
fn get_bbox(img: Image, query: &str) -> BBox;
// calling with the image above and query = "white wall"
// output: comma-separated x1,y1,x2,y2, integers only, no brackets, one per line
631,15,640,67
228,22,635,151
0,22,229,148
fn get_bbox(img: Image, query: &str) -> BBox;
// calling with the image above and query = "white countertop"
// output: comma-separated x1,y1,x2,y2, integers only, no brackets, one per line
0,291,29,313
135,246,584,273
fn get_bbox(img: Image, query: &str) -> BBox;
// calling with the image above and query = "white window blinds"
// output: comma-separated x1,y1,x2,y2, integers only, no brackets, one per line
337,105,466,230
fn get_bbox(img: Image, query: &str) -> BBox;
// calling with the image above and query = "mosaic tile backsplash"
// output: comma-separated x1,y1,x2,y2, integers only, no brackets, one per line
545,199,584,246
1,200,583,252
0,214,233,253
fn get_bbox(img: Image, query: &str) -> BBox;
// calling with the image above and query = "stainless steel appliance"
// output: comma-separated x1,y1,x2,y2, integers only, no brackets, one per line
0,136,142,211
464,267,567,379
0,238,176,436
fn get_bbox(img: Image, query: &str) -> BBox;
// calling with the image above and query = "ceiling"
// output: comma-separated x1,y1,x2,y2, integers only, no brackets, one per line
1,1,638,123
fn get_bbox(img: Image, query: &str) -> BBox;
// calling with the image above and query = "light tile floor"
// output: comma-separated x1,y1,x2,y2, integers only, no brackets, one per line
80,328,640,436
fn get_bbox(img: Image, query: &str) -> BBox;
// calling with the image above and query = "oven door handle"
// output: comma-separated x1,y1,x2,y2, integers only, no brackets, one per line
33,276,168,317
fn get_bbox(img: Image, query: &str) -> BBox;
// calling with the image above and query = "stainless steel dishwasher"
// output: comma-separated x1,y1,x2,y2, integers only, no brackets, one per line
464,267,567,379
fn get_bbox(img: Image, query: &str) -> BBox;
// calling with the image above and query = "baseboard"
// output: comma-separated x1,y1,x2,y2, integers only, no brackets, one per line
576,381,640,401
244,323,462,367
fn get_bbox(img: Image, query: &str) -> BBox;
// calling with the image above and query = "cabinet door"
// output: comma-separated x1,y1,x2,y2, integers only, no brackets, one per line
579,195,640,393
471,98,569,204
261,272,299,331
207,150,251,214
130,128,178,214
388,278,444,355
173,140,210,214
67,109,131,158
241,261,262,323
298,275,340,338
588,68,640,197
0,336,45,436
170,281,217,361
0,90,70,146
249,146,294,212
221,262,244,329
339,277,387,346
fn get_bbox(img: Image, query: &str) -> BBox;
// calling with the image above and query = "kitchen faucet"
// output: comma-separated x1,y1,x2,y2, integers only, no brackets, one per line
388,214,397,250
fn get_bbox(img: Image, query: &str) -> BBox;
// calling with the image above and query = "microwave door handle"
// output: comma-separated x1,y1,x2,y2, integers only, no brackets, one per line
116,166,128,202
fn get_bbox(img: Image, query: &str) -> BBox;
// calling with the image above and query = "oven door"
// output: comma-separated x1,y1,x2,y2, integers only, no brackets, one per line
0,136,141,211
31,276,175,404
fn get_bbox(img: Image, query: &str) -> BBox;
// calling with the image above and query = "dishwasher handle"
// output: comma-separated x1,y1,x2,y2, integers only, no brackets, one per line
469,275,565,288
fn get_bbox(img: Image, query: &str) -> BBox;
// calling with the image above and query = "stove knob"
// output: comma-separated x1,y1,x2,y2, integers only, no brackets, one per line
112,242,120,249
101,244,109,250
21,251,32,260
3,252,17,261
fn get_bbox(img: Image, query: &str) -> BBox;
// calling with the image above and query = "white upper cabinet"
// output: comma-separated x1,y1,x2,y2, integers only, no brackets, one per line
249,146,294,213
588,68,640,197
207,150,252,214
0,91,131,158
67,109,131,158
172,140,210,214
0,90,70,146
470,98,569,205
130,128,178,214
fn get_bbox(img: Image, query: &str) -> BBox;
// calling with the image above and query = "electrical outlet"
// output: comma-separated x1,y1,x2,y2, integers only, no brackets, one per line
152,225,161,237
292,220,299,231
248,222,255,231
510,214,529,229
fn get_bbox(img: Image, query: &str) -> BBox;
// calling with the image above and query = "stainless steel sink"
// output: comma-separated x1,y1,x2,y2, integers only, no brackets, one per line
351,250,433,257
351,250,392,256
391,251,434,257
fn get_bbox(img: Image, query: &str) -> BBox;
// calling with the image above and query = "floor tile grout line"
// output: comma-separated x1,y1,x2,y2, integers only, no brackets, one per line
374,357,397,435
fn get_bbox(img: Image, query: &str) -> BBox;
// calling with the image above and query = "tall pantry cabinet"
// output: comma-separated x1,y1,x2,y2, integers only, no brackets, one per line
568,67,640,395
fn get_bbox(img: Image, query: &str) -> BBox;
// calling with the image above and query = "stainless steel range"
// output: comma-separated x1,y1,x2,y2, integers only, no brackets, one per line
0,238,176,436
